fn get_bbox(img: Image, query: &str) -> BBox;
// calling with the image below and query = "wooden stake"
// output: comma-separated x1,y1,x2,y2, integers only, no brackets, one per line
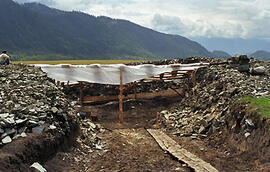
119,68,124,123
156,112,159,129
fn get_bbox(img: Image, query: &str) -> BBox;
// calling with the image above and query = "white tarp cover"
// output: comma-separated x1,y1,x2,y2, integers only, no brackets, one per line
36,63,208,85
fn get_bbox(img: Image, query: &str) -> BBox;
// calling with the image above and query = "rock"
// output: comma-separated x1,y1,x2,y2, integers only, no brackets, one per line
198,126,206,134
245,132,251,138
2,136,12,144
21,132,27,137
238,55,250,65
251,66,266,75
0,128,4,134
88,122,96,129
245,119,255,128
28,120,38,127
51,107,58,113
95,144,103,150
238,64,250,72
16,119,28,125
160,110,168,115
32,126,45,134
0,113,9,118
49,125,57,130
4,117,15,125
30,162,47,172
164,114,171,120
0,64,78,142
5,128,16,135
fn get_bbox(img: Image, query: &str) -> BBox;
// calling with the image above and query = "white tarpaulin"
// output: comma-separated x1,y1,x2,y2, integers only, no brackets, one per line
36,63,208,85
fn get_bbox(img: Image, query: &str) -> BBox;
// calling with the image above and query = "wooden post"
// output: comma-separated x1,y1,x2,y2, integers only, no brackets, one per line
156,112,159,129
192,70,196,87
134,85,137,99
119,68,124,123
79,81,84,106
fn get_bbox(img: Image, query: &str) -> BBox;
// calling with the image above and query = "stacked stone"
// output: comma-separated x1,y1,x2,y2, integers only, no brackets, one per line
0,64,78,145
160,57,270,137
127,56,225,66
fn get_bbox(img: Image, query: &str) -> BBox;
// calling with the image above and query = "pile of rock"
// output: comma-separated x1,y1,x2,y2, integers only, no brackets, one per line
127,56,225,66
77,117,105,151
0,64,78,146
160,57,270,137
64,79,187,99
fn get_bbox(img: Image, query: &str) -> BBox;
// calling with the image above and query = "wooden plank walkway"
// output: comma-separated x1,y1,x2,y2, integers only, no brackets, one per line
147,129,219,172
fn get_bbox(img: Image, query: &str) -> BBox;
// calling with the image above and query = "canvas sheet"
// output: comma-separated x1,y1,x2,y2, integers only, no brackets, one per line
35,63,208,85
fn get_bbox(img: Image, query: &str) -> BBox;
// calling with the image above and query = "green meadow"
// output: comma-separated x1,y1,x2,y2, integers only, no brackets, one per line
237,96,270,118
15,60,145,65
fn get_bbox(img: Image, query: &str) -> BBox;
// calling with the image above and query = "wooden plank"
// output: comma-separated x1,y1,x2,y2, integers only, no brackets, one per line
83,88,183,103
147,129,219,172
144,76,187,81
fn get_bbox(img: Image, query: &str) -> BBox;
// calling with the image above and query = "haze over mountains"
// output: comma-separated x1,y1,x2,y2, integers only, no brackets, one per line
192,37,270,56
1,0,269,60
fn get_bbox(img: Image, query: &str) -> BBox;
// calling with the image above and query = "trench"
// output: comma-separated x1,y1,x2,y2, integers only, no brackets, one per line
74,97,197,172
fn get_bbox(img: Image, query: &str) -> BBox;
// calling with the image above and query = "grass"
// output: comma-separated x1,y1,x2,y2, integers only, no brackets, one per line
14,60,145,65
238,96,270,118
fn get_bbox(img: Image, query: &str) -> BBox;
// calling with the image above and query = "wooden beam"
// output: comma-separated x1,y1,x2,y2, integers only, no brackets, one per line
147,129,219,172
82,88,183,104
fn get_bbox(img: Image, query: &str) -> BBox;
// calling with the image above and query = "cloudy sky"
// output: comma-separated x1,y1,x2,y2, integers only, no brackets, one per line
15,0,270,40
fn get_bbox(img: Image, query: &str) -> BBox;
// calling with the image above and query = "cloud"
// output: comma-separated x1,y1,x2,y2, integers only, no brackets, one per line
151,14,188,35
14,0,270,39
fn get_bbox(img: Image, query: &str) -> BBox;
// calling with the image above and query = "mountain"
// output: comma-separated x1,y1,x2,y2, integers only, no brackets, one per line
212,50,231,58
0,0,212,60
250,50,270,60
191,37,270,56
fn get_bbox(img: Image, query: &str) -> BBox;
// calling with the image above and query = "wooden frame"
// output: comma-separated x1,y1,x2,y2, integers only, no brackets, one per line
78,69,197,123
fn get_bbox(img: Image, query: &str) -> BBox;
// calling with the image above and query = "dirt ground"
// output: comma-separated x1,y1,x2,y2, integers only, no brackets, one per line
44,97,264,172
45,128,194,172
45,97,191,172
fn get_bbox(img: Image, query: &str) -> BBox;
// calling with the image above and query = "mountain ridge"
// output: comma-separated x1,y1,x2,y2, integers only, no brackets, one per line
250,50,270,60
1,0,213,60
212,50,231,58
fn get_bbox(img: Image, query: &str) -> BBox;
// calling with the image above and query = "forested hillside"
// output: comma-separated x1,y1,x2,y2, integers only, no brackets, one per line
0,0,212,60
